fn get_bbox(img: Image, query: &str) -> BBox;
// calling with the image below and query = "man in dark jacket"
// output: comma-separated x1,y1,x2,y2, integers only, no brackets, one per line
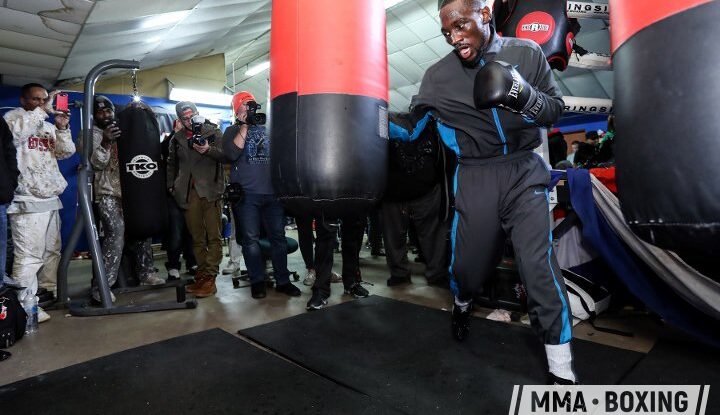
382,111,450,288
0,117,19,290
167,101,225,298
161,131,197,280
223,91,301,300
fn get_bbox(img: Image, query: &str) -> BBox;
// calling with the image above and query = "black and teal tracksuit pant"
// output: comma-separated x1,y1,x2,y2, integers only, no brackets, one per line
450,150,572,345
388,111,572,345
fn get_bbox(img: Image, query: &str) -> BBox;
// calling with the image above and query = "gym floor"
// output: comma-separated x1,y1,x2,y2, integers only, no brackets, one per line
0,230,663,386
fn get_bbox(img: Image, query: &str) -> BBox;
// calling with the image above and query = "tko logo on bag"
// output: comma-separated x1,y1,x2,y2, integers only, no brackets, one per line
516,12,555,45
126,155,158,179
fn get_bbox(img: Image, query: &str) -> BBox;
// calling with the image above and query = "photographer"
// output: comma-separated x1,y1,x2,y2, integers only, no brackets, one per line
167,101,225,298
223,91,301,299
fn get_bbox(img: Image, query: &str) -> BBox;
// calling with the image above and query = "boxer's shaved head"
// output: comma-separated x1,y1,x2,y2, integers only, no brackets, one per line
439,0,487,11
439,0,493,64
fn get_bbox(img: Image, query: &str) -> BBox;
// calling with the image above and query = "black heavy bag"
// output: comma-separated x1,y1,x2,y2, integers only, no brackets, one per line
612,0,720,257
269,0,388,218
116,105,168,238
493,0,579,71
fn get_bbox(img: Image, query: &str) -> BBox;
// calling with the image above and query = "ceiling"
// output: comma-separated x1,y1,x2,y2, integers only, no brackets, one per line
0,0,611,112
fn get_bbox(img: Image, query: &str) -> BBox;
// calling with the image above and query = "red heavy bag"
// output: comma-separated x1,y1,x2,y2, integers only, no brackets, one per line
611,0,720,257
493,0,579,71
270,0,388,218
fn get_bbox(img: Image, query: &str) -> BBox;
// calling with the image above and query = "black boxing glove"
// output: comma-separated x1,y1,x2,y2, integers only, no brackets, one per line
473,60,543,119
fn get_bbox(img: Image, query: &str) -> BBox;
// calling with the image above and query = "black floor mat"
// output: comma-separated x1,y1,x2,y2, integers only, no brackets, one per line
0,329,402,415
621,337,719,409
240,296,644,415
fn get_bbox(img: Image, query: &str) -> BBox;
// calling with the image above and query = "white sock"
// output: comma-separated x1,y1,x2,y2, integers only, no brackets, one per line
454,297,472,312
545,343,576,382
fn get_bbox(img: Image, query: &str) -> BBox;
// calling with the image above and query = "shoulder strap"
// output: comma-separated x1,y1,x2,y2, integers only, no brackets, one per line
566,282,633,337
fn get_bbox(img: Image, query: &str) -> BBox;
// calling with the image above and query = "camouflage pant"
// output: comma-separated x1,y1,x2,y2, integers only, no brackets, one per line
8,209,61,302
96,195,124,291
95,196,154,296
128,238,154,280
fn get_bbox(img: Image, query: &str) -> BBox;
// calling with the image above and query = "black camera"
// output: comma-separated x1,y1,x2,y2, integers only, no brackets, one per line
189,115,207,147
244,101,267,126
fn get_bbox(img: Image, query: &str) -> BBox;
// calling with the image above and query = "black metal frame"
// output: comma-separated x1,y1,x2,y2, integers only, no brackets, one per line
55,59,196,316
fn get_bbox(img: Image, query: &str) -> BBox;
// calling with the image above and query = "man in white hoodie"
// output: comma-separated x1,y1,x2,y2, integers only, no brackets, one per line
3,83,75,322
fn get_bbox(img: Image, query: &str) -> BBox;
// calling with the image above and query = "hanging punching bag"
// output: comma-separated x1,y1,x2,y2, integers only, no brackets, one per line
612,0,720,256
270,0,388,218
116,104,168,238
493,0,579,71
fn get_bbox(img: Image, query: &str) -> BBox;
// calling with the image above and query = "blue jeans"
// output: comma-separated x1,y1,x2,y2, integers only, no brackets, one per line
232,194,290,285
0,204,7,289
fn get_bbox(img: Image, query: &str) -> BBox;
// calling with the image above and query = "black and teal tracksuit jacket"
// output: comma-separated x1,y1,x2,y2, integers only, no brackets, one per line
389,30,573,345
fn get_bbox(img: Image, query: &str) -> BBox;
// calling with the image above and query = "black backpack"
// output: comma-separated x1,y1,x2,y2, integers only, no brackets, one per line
0,286,27,348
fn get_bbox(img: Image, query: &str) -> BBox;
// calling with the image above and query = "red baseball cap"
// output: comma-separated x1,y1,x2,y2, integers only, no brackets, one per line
232,91,256,114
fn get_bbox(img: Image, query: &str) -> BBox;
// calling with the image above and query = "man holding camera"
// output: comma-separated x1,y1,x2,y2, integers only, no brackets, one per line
78,96,166,303
167,101,225,298
223,91,301,299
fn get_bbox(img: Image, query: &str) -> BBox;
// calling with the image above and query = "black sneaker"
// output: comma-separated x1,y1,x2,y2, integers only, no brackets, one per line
451,302,473,341
386,276,411,287
276,282,301,297
547,372,580,385
306,291,328,310
344,283,369,298
250,282,267,299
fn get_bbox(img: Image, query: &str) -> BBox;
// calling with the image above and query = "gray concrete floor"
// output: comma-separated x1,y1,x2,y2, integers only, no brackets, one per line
0,231,660,386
